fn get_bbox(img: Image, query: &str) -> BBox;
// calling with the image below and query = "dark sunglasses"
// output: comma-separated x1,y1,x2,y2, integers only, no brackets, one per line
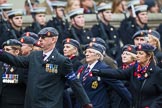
39,35,47,39
3,48,13,51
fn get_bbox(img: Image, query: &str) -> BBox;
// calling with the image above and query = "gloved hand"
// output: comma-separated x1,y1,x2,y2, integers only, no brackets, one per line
83,104,93,108
91,69,100,76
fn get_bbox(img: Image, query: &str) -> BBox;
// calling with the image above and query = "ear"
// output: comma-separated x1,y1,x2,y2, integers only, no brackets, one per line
14,49,20,55
52,37,58,43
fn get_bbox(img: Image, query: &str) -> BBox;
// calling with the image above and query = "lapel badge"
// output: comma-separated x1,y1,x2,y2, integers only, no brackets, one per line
144,73,148,78
91,81,98,89
10,67,14,73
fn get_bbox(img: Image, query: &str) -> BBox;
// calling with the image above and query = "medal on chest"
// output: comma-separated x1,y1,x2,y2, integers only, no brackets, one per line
2,74,19,84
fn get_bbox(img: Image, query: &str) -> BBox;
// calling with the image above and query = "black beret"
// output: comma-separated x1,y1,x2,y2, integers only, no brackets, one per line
85,43,105,55
122,44,137,54
38,27,59,38
33,41,41,47
2,39,22,48
90,37,106,47
136,43,155,52
22,32,39,40
132,30,148,39
148,30,160,39
62,38,80,49
19,36,36,45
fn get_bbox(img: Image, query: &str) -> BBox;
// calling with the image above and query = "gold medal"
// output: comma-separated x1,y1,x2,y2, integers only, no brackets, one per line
91,81,98,89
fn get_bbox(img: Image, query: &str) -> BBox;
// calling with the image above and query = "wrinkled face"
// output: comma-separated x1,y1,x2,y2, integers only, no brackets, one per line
134,36,148,46
21,43,33,55
102,10,112,21
39,36,57,51
121,51,135,64
10,16,23,27
71,0,80,10
63,44,77,57
72,14,85,27
35,13,46,25
85,48,99,64
137,12,148,24
136,51,150,65
55,7,64,19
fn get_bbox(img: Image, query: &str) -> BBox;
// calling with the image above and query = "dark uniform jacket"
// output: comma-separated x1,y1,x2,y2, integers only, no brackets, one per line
70,56,82,72
118,16,149,45
99,61,162,108
154,49,162,68
91,23,120,59
46,17,69,53
67,26,93,45
76,61,132,108
24,22,46,34
0,62,27,108
0,48,90,108
0,23,24,48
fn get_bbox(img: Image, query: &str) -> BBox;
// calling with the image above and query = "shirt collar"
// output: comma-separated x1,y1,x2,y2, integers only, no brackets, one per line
43,49,54,60
88,60,98,72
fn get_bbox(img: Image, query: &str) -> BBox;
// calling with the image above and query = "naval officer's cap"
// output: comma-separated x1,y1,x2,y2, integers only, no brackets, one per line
51,1,67,8
127,0,140,9
134,5,148,14
97,3,112,12
0,3,12,11
7,9,24,19
30,7,46,14
68,8,84,19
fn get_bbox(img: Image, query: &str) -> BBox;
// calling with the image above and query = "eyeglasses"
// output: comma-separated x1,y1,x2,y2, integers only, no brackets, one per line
3,48,13,51
39,35,46,39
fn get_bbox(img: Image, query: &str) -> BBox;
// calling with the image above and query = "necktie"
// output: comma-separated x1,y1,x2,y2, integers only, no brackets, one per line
82,66,90,81
43,54,46,60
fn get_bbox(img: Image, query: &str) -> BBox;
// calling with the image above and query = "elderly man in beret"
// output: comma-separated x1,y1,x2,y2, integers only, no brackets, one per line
75,42,132,108
0,39,27,108
0,27,92,108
